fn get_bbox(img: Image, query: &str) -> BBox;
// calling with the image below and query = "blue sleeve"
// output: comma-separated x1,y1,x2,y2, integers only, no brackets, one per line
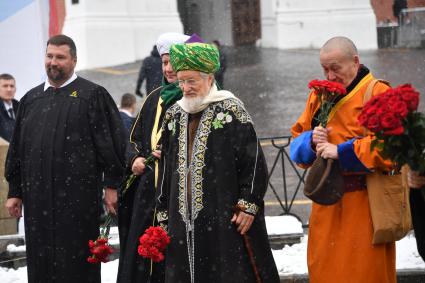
290,131,316,165
337,139,370,173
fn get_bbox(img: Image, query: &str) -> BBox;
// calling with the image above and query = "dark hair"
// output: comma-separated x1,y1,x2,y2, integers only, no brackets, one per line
212,40,221,47
121,93,136,108
47,34,77,58
0,73,15,81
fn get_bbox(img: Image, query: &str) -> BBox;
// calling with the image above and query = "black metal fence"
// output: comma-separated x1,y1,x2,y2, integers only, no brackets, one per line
259,136,308,227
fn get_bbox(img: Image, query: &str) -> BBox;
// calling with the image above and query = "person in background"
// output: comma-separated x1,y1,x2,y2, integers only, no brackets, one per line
119,93,137,135
407,169,425,261
135,45,163,97
0,73,19,142
119,93,137,161
116,32,191,283
212,39,227,88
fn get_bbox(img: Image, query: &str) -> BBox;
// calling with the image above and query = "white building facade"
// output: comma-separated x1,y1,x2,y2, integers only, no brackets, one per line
63,0,184,70
261,0,378,49
62,0,378,70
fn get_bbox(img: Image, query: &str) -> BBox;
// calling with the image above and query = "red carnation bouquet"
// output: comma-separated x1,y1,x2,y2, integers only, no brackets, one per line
358,84,425,173
308,79,347,127
138,226,170,262
86,149,161,264
87,215,114,264
87,238,114,264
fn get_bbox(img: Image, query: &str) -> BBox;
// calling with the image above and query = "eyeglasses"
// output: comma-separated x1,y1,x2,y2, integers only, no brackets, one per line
177,78,201,88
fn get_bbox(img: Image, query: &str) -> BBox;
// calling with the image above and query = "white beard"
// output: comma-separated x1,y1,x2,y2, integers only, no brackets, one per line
179,95,206,114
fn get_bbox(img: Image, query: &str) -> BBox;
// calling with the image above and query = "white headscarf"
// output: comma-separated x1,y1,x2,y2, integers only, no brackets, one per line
156,33,190,56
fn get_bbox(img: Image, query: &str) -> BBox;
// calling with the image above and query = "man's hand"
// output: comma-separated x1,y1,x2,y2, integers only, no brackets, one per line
104,188,118,215
152,150,161,160
231,211,254,235
312,126,332,146
408,170,425,189
6,198,22,218
316,142,338,159
132,157,146,175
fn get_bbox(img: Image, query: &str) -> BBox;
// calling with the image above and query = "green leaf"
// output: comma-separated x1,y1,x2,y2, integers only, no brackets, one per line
212,119,224,129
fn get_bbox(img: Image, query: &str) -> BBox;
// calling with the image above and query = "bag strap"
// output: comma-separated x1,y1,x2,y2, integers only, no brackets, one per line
362,79,389,136
363,79,378,105
362,79,377,136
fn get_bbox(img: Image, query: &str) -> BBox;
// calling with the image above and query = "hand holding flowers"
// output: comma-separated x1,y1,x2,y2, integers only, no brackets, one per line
87,215,114,264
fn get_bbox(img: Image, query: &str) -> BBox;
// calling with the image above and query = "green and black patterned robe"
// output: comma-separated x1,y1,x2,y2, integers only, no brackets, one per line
157,98,279,283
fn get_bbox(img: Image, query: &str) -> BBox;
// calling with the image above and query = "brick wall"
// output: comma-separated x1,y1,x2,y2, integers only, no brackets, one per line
371,0,425,24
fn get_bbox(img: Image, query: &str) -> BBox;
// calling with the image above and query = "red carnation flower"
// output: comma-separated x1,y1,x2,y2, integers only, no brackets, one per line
138,226,170,262
308,79,347,127
87,256,100,264
380,112,402,130
389,101,408,118
367,115,381,132
357,83,424,174
400,92,419,112
87,237,114,264
383,126,405,135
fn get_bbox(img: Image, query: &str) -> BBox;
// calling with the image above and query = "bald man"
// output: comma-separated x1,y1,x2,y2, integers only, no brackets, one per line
290,37,396,283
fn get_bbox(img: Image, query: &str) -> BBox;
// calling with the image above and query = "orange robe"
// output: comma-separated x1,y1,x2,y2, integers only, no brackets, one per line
291,72,396,283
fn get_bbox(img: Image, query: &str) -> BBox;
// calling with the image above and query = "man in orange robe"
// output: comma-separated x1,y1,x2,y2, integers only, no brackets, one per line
290,36,396,283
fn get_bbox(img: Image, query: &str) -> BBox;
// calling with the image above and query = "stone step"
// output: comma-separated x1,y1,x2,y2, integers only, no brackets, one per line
280,269,425,283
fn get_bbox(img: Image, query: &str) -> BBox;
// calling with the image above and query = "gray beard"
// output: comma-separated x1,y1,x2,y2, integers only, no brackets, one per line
179,95,205,113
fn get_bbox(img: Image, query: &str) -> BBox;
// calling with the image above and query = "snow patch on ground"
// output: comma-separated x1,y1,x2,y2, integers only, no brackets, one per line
265,215,303,235
2,217,424,282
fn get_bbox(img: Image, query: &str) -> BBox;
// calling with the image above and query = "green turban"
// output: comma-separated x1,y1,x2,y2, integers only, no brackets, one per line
170,43,220,74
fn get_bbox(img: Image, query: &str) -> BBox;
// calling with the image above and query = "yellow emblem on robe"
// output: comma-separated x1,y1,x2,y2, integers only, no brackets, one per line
70,91,78,97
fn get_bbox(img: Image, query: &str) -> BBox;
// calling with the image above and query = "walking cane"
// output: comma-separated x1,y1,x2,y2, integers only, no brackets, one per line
243,234,263,283
234,205,263,283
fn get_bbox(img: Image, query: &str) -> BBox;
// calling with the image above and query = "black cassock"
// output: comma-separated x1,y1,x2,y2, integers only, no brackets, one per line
117,87,168,283
410,189,425,261
157,99,280,283
6,77,126,283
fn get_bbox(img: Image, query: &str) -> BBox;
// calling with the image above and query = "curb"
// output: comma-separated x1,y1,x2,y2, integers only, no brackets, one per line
280,269,425,283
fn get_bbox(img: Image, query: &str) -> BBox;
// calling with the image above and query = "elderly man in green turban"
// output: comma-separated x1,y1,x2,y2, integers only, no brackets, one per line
155,42,279,283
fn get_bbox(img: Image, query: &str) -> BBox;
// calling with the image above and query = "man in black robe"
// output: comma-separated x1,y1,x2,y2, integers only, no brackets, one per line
5,34,126,283
116,32,190,283
407,169,425,261
156,42,279,283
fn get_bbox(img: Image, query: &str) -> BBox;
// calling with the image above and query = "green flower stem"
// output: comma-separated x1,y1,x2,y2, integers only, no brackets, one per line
99,153,159,240
317,94,339,128
122,153,158,195
100,213,114,239
406,134,424,173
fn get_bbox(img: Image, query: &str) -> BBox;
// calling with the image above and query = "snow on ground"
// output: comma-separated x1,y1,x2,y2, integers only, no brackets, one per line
272,233,425,275
396,233,425,270
265,215,303,235
272,236,308,275
2,217,424,282
0,260,120,283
